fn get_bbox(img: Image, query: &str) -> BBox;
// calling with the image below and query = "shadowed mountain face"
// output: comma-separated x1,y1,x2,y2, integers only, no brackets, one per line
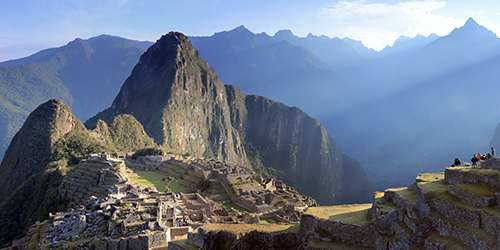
86,32,375,205
0,35,153,160
0,99,157,245
0,99,77,204
189,19,500,190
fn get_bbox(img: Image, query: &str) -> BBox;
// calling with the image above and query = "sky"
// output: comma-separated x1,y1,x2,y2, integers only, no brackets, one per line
1,0,499,62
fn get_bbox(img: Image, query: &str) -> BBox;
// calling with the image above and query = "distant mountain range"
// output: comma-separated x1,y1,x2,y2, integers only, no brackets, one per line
1,17,499,192
190,18,500,189
0,35,153,160
0,32,375,244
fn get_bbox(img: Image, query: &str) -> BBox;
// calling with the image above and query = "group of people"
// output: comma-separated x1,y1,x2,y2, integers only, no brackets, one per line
175,216,189,227
470,147,496,168
450,147,495,168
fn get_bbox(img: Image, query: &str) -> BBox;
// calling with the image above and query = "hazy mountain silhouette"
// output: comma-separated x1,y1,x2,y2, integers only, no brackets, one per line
190,26,351,118
348,18,500,189
189,18,500,190
1,17,498,193
0,35,153,159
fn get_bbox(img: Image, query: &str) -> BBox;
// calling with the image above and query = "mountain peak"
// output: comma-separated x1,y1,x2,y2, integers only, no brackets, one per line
446,17,498,42
464,17,479,27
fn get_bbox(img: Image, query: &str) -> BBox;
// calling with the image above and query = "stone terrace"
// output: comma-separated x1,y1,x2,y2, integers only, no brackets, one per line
59,158,129,207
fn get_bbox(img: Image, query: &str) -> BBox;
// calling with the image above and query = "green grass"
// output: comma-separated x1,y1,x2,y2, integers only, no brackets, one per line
305,204,372,226
455,183,500,197
169,179,192,193
450,166,500,177
130,170,191,192
424,229,470,250
202,223,299,234
396,189,418,204
261,217,280,224
429,209,498,244
416,173,445,182
130,171,169,191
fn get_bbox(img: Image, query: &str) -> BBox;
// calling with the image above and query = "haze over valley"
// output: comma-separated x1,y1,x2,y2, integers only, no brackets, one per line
1,1,500,248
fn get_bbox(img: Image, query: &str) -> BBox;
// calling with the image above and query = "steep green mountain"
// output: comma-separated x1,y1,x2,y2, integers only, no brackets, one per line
86,32,375,205
0,99,78,204
0,99,156,245
0,35,152,160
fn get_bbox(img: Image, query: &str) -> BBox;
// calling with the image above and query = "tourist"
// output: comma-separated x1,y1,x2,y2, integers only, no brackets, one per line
451,158,461,167
471,154,478,168
492,147,496,158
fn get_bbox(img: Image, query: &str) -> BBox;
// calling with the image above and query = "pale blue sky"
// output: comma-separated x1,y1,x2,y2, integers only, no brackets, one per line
1,0,499,62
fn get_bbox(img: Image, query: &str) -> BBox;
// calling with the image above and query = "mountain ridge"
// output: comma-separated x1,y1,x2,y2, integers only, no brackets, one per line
86,32,375,205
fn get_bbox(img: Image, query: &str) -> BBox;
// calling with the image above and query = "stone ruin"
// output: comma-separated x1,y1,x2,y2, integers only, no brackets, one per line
176,165,500,250
58,157,130,207
11,153,316,249
188,157,312,215
15,182,264,250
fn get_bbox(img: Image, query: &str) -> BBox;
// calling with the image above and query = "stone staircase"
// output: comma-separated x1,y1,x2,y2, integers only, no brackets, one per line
58,159,129,208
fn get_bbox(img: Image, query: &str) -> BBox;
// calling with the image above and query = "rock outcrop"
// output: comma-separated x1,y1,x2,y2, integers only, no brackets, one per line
86,32,374,205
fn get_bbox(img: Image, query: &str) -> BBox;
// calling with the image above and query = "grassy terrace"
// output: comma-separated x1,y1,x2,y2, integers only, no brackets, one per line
422,229,471,250
450,166,500,177
454,183,500,197
429,208,498,245
374,191,399,213
163,162,186,171
304,204,372,226
129,171,192,193
169,179,193,192
201,223,299,234
417,172,500,218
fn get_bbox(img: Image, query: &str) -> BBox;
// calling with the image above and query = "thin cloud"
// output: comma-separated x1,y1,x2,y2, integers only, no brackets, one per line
317,0,462,50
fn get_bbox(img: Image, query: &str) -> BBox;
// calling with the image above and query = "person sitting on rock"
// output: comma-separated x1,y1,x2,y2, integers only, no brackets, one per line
471,154,478,168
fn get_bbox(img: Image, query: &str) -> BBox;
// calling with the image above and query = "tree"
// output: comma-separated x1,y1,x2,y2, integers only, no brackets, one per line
164,176,175,192
274,199,289,208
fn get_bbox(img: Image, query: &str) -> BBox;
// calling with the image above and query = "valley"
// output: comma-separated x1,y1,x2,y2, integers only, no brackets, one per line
0,13,499,249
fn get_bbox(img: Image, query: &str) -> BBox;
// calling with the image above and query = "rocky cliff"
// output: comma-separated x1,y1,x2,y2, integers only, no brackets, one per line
86,32,374,205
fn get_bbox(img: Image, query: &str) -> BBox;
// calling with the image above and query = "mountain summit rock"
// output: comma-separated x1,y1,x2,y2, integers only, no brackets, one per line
86,32,374,205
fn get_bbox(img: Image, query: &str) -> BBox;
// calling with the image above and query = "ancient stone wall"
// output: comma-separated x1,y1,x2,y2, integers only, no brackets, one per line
445,168,500,188
482,158,500,169
300,214,377,248
430,199,480,228
236,196,275,213
430,216,497,249
447,185,497,208
186,227,301,250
